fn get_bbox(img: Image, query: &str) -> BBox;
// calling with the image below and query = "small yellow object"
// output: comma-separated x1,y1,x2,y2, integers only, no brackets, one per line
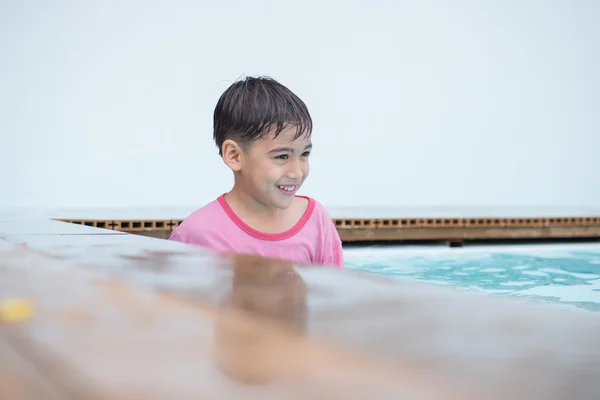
0,298,34,323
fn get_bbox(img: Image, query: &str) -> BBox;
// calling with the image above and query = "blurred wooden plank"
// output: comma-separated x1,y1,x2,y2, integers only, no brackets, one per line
2,239,600,399
0,242,467,399
0,325,115,400
0,333,62,400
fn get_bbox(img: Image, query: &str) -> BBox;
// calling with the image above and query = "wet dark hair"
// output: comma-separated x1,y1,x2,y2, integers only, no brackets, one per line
213,76,313,155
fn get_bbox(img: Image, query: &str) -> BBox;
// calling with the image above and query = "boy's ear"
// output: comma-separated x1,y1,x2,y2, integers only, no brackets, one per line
221,139,243,172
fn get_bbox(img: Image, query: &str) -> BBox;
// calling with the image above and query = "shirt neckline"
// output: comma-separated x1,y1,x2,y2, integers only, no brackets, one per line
217,193,315,241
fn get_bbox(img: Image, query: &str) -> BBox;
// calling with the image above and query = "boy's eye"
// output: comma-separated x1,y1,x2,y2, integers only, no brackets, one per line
274,152,310,160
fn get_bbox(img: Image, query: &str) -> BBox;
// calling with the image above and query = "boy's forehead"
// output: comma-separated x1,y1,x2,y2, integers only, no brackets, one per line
261,127,312,148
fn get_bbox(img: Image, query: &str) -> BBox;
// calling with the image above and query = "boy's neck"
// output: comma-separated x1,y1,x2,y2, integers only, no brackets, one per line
223,184,310,234
225,186,285,220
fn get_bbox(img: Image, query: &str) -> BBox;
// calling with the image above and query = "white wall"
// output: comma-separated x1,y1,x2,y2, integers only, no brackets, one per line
1,0,599,209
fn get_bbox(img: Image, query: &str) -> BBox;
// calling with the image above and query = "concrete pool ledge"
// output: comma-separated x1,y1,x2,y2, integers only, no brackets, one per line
1,230,600,399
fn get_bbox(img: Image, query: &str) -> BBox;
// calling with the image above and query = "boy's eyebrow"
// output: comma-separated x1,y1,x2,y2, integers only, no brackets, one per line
267,144,312,154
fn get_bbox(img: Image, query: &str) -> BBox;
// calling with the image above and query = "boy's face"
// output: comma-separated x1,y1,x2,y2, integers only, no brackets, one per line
240,126,312,210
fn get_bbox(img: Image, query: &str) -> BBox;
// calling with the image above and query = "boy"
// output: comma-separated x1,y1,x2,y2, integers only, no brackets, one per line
169,76,344,269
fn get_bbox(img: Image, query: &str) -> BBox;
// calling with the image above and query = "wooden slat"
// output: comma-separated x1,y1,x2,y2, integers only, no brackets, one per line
0,245,467,399
0,333,62,400
2,240,600,398
56,216,600,243
0,326,115,400
338,226,600,242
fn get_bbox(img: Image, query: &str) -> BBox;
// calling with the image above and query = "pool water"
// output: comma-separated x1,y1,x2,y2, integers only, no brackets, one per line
343,243,600,312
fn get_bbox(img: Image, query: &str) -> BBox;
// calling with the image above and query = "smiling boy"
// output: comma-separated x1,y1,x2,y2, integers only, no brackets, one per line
169,76,344,269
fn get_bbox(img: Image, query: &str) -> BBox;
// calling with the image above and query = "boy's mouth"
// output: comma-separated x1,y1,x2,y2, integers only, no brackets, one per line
276,184,297,195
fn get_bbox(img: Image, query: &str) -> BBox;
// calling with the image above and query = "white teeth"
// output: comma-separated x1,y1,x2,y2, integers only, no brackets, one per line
277,185,295,192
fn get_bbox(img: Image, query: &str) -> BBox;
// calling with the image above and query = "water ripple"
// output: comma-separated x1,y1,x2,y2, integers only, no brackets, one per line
345,246,600,312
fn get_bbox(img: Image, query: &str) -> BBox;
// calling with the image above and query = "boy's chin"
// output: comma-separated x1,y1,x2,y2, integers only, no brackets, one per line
271,195,295,209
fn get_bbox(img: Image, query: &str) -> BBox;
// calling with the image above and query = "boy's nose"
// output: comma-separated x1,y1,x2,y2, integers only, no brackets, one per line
286,160,303,179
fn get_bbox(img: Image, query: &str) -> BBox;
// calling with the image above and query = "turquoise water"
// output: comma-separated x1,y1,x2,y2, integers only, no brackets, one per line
344,243,600,312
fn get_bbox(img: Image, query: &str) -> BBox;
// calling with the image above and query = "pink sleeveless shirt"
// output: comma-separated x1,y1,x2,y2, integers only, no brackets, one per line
169,194,344,269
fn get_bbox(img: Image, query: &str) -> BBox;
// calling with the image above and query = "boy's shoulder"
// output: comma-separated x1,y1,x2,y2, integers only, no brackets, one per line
305,196,333,220
297,196,338,237
183,197,223,222
170,197,226,240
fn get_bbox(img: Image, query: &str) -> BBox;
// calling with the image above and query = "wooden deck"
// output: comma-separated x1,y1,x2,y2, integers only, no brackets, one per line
1,235,600,398
57,213,600,243
1,217,600,398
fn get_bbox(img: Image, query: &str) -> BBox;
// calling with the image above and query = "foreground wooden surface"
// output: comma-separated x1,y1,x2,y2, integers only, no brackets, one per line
2,220,600,399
